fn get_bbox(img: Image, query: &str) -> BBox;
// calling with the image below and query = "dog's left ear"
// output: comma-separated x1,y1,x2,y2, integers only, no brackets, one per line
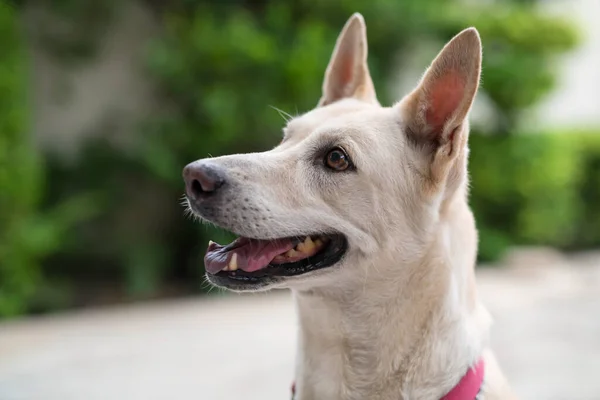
399,28,481,172
319,13,378,107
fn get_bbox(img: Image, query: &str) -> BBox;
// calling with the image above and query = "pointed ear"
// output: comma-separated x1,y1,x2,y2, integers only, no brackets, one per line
400,28,482,159
319,13,378,107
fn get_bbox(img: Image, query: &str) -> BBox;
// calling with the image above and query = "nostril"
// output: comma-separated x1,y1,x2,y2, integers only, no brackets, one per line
183,162,226,200
191,179,204,196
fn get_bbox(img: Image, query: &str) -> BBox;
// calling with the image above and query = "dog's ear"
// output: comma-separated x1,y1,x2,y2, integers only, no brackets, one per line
319,13,377,107
399,28,481,168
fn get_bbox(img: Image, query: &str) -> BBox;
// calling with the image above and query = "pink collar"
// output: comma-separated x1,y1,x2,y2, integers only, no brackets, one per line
441,358,485,400
290,358,484,400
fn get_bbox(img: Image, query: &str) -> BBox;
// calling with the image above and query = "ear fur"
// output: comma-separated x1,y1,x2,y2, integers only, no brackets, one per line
319,13,378,106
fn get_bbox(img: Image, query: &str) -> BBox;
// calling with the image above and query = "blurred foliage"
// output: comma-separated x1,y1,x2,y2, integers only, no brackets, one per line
1,0,594,316
0,1,99,316
0,1,39,316
470,132,600,261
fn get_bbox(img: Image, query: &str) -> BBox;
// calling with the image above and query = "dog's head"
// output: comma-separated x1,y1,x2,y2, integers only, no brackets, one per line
183,13,482,292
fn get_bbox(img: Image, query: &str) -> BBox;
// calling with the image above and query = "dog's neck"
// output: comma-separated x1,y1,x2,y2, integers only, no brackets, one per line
292,200,491,400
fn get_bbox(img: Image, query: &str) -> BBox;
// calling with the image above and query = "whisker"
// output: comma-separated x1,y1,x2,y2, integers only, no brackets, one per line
269,105,293,122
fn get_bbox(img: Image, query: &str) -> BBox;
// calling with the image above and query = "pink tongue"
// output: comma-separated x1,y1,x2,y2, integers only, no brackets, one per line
204,237,295,274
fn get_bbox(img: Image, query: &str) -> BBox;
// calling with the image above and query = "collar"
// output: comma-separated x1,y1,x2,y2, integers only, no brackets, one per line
290,358,485,400
441,357,485,400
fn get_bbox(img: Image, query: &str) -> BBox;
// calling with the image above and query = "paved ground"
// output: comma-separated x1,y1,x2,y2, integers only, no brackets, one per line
0,248,599,400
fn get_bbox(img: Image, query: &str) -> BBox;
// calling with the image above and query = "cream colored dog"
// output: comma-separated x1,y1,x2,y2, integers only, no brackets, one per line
183,13,516,400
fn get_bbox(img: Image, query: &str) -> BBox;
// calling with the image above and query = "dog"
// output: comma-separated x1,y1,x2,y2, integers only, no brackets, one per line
183,13,517,400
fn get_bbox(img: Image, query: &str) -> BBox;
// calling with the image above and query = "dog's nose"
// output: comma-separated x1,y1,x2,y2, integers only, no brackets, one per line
183,162,226,200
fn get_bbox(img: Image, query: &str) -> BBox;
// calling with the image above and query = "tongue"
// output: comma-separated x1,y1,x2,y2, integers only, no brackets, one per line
204,237,295,274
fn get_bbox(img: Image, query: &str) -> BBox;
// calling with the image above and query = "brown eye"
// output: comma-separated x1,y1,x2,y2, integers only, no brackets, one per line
325,148,351,171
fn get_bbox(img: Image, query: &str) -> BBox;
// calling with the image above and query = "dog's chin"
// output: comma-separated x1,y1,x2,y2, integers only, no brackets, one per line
203,232,348,292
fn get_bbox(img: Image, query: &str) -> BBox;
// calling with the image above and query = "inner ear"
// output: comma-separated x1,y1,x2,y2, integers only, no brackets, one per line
426,71,465,135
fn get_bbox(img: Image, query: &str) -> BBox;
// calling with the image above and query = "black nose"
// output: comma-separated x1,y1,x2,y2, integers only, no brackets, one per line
183,162,226,200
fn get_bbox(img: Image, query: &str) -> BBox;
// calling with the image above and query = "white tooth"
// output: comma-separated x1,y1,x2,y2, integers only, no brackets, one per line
228,253,238,271
209,240,215,246
314,239,323,247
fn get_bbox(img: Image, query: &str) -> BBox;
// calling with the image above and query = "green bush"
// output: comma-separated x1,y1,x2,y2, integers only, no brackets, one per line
0,2,50,316
0,1,39,315
470,131,600,261
0,2,99,317
4,0,588,315
573,133,600,248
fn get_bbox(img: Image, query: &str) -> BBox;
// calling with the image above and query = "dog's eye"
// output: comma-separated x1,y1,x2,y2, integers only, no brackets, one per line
325,148,351,171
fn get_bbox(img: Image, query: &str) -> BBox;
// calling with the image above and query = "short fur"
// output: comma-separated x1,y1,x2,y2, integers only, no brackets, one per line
186,13,517,400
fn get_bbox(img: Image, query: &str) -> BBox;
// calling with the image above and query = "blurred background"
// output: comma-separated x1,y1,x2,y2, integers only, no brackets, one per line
0,0,599,399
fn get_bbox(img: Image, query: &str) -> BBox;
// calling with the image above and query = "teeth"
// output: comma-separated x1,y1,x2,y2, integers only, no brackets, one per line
285,249,298,257
301,236,316,253
208,240,215,246
279,236,330,260
296,236,315,253
228,253,238,271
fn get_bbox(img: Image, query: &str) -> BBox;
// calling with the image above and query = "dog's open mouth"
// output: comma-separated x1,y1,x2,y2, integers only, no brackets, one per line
204,234,347,281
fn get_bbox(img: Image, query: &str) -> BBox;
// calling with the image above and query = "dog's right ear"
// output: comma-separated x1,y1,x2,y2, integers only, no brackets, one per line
318,13,378,107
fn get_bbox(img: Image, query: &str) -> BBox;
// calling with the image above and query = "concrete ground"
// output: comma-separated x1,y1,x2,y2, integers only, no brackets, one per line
0,248,599,400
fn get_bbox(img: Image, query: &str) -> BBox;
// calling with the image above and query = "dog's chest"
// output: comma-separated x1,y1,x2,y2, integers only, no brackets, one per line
297,340,410,400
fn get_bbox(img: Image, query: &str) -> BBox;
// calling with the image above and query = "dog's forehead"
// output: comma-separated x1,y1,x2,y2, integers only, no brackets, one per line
286,99,380,139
